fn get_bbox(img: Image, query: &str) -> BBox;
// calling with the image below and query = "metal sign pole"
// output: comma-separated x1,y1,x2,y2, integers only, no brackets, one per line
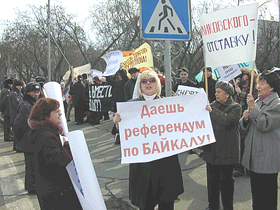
164,40,172,97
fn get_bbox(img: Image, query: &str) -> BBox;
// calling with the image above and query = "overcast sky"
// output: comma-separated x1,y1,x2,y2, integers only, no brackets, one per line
0,0,278,36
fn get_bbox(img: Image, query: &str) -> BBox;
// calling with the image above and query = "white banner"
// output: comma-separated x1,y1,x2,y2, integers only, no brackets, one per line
200,3,258,67
217,64,242,81
176,86,201,96
66,130,107,210
73,63,92,79
117,92,216,164
92,69,103,78
102,50,123,76
43,82,68,134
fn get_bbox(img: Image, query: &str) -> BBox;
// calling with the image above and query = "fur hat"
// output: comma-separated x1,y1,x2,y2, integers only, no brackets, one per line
128,67,139,74
25,82,41,93
216,81,234,96
5,77,13,85
13,79,23,86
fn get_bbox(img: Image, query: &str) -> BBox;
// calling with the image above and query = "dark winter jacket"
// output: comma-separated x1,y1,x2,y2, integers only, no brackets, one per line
198,77,217,103
13,94,37,152
72,80,86,107
128,96,184,209
203,97,242,165
173,78,198,92
124,78,137,102
10,86,23,125
112,70,129,111
29,119,81,209
0,85,12,116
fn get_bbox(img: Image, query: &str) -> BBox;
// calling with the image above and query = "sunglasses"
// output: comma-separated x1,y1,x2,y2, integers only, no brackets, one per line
141,77,156,84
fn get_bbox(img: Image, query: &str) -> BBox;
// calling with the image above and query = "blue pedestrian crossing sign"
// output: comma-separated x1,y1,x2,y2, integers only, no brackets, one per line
141,0,191,40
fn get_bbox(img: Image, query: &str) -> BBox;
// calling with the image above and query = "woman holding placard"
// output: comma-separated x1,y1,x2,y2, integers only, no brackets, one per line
240,70,280,210
205,81,242,210
29,98,82,210
113,69,184,210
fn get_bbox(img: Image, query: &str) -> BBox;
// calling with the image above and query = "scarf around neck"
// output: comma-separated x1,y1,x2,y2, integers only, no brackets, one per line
142,93,157,101
259,91,274,101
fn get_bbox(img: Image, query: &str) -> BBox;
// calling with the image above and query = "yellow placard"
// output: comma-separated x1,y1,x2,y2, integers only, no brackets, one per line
122,43,154,70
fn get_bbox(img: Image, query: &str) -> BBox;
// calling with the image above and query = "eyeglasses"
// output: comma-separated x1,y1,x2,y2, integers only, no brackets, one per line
180,73,187,76
141,77,156,84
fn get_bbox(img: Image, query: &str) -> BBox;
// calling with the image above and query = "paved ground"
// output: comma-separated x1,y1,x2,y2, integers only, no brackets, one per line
0,113,279,210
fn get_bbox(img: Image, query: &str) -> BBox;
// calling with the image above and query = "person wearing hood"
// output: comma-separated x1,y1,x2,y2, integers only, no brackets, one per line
10,79,24,150
13,82,41,193
124,67,139,101
110,69,128,144
204,81,242,210
0,77,14,141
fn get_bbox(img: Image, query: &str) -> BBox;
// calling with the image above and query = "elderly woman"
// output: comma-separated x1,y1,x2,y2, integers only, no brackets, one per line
240,70,280,210
29,98,82,210
204,81,242,210
113,69,184,210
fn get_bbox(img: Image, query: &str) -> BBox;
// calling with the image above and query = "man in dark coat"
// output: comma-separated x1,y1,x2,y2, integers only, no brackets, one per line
35,76,46,99
10,79,24,151
172,67,197,92
0,77,13,141
124,67,139,101
72,75,86,125
13,82,41,193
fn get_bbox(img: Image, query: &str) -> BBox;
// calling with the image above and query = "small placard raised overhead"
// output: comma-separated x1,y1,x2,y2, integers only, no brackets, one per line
141,0,191,40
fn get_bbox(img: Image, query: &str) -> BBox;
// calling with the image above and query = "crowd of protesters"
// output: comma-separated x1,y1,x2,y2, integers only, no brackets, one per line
0,65,280,210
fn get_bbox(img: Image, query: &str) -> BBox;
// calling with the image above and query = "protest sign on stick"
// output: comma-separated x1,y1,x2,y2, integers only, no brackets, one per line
200,3,258,67
102,50,123,76
117,89,216,164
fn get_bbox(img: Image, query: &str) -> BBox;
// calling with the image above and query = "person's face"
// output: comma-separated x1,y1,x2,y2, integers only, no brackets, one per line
28,90,40,100
207,71,212,77
140,76,158,96
241,75,249,88
16,85,22,91
8,84,13,88
131,72,139,80
180,71,188,81
48,109,62,125
215,88,229,103
118,74,122,81
257,79,273,96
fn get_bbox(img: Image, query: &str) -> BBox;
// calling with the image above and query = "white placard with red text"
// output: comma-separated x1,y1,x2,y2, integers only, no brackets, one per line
200,3,258,67
117,89,216,164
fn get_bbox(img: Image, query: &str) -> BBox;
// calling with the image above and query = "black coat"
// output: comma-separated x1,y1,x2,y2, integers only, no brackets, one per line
29,119,82,210
10,87,23,125
173,78,198,92
198,77,217,103
72,80,86,107
0,85,12,116
128,97,184,209
13,94,37,152
124,79,136,102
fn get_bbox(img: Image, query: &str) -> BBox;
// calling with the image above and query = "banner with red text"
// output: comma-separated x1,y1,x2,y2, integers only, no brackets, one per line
121,43,154,71
117,89,216,164
200,3,258,67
